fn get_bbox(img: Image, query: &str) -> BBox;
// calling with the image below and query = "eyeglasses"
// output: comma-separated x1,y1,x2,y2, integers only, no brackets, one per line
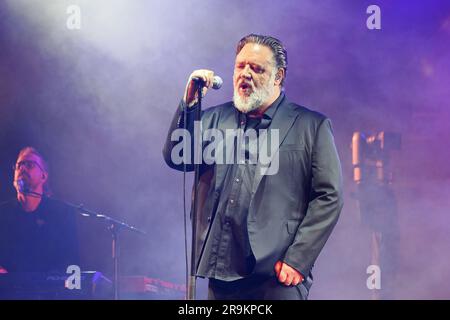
13,160,44,172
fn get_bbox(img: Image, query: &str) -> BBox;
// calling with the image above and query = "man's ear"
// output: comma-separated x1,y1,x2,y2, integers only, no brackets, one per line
274,68,285,85
42,172,48,182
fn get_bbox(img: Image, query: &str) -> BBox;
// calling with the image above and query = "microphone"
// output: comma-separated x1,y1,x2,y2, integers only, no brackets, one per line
192,75,223,90
17,178,29,193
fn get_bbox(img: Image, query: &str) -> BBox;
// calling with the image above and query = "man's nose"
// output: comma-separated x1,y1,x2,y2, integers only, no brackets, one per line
241,65,252,79
18,166,27,174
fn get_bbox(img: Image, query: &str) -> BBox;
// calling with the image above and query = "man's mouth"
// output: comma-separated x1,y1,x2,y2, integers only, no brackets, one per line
18,174,29,180
238,82,252,94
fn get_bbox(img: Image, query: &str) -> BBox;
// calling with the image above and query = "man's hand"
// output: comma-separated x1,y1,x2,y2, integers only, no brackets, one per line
183,69,215,107
274,260,304,286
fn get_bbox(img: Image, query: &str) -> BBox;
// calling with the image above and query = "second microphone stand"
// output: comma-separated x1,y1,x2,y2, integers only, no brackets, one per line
75,203,146,300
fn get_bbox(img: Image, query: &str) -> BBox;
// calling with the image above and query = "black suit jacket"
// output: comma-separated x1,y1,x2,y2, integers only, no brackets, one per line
163,94,343,279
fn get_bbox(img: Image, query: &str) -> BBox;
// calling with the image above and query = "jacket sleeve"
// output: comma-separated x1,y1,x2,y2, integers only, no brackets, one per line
162,100,201,172
283,118,344,277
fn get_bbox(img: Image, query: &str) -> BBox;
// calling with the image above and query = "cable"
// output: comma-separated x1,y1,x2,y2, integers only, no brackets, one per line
183,98,189,298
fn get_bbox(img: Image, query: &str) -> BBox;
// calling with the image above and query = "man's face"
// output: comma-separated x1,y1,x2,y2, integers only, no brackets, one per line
13,151,47,193
233,43,278,113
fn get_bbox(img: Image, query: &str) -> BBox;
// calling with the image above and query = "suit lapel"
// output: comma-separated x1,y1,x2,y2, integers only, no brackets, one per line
211,99,301,194
251,100,300,194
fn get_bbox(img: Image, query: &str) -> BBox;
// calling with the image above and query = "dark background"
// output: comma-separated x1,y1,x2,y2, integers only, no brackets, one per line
1,0,449,299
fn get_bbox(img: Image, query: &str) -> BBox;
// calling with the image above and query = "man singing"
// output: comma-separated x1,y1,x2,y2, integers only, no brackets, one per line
163,34,343,300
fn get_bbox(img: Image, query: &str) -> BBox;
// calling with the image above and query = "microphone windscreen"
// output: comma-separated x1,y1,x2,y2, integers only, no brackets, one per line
212,76,223,90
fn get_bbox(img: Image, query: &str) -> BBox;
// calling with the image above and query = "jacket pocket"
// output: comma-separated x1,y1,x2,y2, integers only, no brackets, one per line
279,143,305,152
286,219,300,234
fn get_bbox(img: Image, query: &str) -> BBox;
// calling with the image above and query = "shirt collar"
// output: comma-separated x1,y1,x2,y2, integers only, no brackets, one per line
236,92,285,131
235,92,285,127
260,91,285,121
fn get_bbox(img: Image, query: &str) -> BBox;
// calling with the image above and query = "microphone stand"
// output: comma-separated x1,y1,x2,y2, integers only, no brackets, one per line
187,83,203,300
21,190,146,300
74,202,146,300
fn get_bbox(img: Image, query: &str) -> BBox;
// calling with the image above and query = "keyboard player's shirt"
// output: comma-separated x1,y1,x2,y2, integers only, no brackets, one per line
0,197,80,273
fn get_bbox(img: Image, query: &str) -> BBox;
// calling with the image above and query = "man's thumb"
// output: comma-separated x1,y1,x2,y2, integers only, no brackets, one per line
274,261,282,276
